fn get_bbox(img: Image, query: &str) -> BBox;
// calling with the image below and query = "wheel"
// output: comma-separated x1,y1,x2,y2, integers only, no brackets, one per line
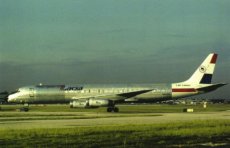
20,107,29,112
114,107,119,112
107,107,113,112
107,107,119,112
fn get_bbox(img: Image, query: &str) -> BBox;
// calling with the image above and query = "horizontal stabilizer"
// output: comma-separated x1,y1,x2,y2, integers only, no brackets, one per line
197,83,227,92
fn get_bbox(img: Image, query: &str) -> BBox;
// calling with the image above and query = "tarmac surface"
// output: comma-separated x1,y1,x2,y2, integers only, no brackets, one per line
0,111,229,130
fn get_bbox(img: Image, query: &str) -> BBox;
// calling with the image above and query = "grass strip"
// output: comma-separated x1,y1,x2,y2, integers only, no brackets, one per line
0,119,229,147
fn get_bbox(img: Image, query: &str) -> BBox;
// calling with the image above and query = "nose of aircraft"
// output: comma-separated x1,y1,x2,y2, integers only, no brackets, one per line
8,94,15,103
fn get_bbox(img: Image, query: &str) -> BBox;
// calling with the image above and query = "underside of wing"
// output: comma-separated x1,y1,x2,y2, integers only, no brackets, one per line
72,89,153,101
117,89,153,98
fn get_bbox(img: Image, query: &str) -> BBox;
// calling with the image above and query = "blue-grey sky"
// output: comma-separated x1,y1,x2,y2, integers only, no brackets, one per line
0,0,229,99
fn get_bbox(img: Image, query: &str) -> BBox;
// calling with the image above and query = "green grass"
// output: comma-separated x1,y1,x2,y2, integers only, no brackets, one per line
0,104,229,147
0,120,229,147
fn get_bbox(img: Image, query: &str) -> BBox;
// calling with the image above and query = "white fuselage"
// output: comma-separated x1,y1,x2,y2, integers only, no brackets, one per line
8,83,206,104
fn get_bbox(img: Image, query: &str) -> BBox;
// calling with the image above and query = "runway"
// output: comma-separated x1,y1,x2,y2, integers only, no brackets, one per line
0,111,229,130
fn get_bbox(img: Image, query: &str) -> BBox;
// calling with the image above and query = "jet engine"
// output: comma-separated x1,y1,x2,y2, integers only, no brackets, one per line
70,99,88,108
88,99,112,107
70,99,112,108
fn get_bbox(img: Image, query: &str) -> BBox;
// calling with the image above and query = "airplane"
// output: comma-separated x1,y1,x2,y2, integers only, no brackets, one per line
7,53,227,112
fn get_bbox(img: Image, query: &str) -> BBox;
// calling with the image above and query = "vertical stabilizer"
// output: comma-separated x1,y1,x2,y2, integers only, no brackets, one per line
184,53,217,84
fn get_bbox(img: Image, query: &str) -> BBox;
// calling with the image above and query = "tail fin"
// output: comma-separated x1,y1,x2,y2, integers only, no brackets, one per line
184,53,218,84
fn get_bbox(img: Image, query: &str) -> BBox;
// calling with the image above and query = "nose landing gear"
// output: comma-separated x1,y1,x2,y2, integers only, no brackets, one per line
20,107,29,112
19,103,29,112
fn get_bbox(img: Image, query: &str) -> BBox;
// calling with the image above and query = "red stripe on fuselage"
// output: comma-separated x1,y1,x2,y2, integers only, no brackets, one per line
210,54,218,63
172,88,197,92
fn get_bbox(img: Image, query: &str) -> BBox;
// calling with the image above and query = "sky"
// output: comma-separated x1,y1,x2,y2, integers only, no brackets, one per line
0,0,229,99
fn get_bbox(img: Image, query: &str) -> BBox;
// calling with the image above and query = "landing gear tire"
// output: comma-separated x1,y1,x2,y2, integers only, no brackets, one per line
114,107,119,112
107,107,119,113
107,107,112,112
20,107,29,112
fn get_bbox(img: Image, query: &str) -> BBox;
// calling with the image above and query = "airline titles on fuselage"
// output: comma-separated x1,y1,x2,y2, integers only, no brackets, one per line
175,84,191,87
63,86,83,91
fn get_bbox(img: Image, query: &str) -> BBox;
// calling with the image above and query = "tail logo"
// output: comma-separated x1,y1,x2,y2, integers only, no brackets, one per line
199,66,206,73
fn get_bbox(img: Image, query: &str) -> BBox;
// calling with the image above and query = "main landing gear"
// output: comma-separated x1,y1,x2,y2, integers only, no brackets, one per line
106,101,119,112
107,106,119,112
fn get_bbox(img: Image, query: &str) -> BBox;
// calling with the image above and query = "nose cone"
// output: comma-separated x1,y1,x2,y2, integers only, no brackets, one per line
8,94,15,103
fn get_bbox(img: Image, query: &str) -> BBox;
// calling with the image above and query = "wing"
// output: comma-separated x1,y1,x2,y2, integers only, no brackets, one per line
71,89,153,101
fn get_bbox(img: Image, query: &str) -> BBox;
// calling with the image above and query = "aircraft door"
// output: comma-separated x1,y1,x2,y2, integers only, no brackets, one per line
29,88,35,97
